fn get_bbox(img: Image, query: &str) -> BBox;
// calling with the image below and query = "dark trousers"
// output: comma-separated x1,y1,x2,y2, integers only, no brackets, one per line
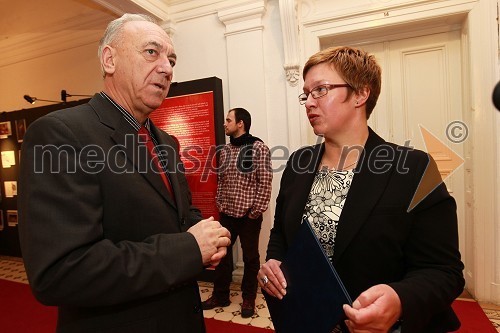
213,213,263,302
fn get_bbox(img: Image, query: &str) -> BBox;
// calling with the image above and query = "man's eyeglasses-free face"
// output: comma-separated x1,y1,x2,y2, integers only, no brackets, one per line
298,84,352,105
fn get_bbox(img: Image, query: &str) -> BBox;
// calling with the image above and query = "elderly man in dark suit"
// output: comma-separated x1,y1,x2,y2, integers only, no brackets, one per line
18,13,230,333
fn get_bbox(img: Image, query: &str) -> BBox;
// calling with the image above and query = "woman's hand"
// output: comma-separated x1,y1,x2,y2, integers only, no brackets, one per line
343,284,401,333
258,259,287,299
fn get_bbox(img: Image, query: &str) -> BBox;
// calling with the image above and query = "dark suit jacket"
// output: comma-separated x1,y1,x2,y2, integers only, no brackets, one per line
267,128,465,333
18,94,206,333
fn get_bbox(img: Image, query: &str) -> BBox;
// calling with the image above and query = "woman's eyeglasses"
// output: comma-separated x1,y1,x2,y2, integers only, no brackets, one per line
298,84,351,105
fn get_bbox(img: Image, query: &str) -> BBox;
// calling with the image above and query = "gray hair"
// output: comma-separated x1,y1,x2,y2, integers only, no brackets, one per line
98,13,158,76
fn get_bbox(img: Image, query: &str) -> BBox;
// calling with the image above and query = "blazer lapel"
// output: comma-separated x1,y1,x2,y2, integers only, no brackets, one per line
333,129,396,263
286,144,324,236
89,96,176,208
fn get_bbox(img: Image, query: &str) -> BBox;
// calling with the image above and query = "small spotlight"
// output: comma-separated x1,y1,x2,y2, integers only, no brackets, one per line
23,95,59,104
24,95,36,104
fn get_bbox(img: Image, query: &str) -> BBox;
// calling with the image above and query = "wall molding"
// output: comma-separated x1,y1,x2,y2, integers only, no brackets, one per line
279,0,301,87
218,1,266,35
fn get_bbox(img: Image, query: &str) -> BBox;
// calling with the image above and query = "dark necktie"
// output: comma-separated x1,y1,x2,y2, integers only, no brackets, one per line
138,126,175,200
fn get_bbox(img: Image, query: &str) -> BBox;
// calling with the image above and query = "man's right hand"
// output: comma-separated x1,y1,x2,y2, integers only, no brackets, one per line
187,216,231,266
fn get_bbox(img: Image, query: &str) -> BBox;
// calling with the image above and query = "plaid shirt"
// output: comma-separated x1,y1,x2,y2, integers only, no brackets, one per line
216,141,272,218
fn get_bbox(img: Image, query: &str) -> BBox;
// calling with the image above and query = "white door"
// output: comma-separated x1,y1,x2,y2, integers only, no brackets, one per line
319,30,471,289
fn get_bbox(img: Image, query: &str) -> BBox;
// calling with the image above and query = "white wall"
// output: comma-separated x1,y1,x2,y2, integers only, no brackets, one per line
170,14,229,101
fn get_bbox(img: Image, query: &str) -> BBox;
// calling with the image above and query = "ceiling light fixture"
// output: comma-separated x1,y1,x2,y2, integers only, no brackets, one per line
61,90,92,102
23,95,59,104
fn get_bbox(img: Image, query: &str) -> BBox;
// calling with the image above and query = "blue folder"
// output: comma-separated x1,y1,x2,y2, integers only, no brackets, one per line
264,219,352,333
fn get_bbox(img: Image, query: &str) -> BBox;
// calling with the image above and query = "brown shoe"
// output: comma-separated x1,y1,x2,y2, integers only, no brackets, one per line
201,296,230,310
241,299,255,318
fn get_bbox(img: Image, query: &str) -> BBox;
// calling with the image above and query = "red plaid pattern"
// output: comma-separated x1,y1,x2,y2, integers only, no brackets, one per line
216,141,272,218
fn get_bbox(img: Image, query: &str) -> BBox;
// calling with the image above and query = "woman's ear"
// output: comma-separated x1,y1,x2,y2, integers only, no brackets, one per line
354,87,370,108
101,45,116,75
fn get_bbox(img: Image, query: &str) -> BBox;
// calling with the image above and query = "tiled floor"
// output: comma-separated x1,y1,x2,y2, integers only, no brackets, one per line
0,256,27,284
1,255,499,331
198,280,274,330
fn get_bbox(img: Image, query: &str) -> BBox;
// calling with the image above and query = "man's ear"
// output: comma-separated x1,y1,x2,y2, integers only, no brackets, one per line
237,120,244,129
101,45,116,75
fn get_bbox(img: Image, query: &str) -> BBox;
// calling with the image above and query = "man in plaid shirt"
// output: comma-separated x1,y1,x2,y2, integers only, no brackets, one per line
202,107,272,318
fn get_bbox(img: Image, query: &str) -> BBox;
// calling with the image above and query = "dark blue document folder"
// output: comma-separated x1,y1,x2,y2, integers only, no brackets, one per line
264,219,352,333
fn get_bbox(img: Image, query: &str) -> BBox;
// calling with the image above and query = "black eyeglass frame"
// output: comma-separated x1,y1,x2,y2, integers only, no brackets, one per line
298,83,352,105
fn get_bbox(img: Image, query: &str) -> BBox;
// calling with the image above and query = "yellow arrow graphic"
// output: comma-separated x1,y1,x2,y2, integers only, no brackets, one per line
408,125,465,211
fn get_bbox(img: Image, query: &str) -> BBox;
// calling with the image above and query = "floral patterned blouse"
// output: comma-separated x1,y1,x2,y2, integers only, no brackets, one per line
302,166,355,262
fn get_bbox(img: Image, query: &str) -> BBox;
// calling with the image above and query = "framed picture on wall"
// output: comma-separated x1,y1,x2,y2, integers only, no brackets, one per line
0,121,12,139
1,151,15,168
15,119,26,143
4,181,17,198
7,210,17,227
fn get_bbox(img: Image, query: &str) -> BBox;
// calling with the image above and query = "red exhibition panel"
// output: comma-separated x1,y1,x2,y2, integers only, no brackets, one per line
151,91,219,220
